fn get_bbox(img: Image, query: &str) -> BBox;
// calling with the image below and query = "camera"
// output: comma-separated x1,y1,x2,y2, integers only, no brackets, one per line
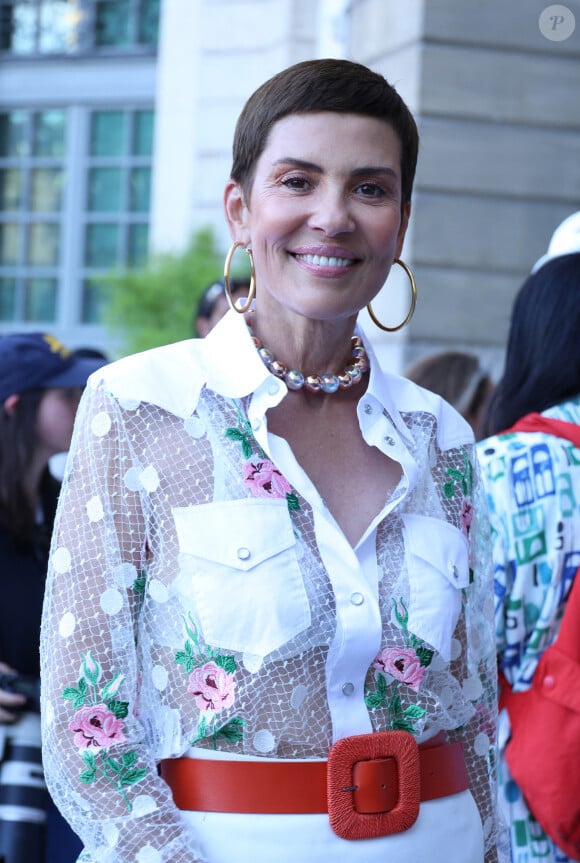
0,672,41,715
0,711,48,863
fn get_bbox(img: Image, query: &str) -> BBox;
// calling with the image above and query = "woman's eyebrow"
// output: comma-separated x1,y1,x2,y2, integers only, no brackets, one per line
272,157,322,172
272,158,398,180
351,166,398,179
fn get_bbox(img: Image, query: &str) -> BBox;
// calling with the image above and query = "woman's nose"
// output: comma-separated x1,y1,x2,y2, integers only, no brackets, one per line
308,188,355,236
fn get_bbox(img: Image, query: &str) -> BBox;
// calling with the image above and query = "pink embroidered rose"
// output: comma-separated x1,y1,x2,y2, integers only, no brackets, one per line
243,459,291,498
373,647,425,692
460,498,474,537
69,704,126,749
188,661,236,712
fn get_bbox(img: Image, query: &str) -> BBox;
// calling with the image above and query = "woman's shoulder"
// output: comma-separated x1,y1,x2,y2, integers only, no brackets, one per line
380,370,475,451
87,338,207,419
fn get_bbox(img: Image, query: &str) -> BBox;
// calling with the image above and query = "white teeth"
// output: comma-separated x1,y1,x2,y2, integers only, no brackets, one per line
295,254,353,267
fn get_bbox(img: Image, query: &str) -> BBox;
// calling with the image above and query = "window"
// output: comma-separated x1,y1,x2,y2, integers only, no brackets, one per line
0,105,154,326
0,0,159,55
0,108,65,322
82,107,153,323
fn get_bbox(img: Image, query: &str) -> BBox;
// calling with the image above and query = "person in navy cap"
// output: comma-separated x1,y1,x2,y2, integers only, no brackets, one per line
0,332,106,863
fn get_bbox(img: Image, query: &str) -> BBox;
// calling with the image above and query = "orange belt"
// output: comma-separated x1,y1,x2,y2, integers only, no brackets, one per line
161,730,470,841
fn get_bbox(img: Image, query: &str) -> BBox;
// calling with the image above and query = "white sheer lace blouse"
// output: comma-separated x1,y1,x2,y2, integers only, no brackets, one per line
40,310,505,862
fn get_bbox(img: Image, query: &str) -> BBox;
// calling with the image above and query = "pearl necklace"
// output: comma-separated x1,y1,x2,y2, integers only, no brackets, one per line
246,322,370,394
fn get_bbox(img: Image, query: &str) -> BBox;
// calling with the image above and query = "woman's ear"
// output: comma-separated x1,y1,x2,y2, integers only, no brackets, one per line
224,180,251,245
3,394,20,416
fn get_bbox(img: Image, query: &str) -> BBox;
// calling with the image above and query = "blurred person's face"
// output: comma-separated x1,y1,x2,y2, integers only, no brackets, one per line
35,387,83,456
197,288,251,337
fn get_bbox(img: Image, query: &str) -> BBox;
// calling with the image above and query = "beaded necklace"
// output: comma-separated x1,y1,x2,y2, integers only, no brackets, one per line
246,321,369,394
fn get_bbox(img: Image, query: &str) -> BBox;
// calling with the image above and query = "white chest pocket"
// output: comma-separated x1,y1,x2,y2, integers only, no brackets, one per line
172,498,311,658
402,514,470,662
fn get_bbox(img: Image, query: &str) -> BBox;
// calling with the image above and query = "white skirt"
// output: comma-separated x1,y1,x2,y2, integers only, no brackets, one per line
179,748,484,863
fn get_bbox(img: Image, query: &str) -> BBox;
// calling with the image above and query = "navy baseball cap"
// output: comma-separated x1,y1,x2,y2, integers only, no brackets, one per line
0,332,107,403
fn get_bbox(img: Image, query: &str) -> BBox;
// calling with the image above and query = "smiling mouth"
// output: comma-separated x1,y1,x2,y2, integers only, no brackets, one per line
293,253,356,268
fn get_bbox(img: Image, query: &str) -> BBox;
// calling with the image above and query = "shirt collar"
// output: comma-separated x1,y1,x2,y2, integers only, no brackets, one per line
203,309,270,398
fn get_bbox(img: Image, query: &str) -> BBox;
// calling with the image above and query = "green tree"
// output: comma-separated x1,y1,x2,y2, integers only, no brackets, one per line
102,227,223,356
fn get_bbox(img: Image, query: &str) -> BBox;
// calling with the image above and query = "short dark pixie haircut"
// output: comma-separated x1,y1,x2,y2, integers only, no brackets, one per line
230,58,419,212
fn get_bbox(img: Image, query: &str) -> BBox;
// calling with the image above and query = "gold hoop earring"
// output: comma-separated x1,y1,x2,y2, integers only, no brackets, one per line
366,258,417,332
224,242,256,314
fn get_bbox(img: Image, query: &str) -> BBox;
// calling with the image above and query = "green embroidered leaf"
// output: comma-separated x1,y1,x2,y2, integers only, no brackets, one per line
79,768,97,784
415,645,434,667
62,686,87,708
443,481,455,498
121,768,148,786
286,492,300,511
389,692,402,715
376,672,387,697
364,691,385,710
225,428,244,442
175,640,195,673
214,654,236,674
106,699,129,719
217,717,245,742
403,704,426,720
241,439,253,459
106,756,123,775
121,751,137,768
469,567,474,584
81,750,96,768
392,718,417,733
133,577,146,594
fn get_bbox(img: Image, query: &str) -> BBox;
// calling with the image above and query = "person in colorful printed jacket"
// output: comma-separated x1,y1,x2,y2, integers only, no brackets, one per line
40,59,507,863
478,237,580,863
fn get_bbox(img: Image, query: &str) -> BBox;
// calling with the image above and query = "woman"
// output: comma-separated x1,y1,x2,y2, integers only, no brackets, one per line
41,60,506,863
478,251,580,863
0,332,105,863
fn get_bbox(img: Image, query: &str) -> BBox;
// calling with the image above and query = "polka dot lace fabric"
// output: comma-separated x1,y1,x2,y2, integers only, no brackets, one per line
40,334,507,862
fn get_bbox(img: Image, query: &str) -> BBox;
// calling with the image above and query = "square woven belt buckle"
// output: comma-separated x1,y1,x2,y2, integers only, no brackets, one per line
327,730,421,840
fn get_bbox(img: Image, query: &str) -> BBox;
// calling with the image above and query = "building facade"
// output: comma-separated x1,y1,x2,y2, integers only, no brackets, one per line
1,0,579,372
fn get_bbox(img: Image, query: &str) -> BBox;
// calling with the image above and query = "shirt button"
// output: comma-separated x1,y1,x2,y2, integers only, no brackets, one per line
251,417,261,431
342,682,355,696
543,675,555,690
268,382,280,395
350,592,364,606
363,403,373,415
451,564,459,579
384,436,395,446
237,547,251,561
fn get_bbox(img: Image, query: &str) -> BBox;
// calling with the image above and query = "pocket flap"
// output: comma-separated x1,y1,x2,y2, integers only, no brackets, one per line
402,514,470,661
172,497,295,571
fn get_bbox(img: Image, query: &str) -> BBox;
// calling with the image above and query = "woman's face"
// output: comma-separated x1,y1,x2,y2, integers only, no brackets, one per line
35,387,82,456
225,111,410,323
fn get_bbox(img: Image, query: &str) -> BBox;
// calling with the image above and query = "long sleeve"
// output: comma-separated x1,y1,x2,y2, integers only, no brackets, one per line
40,382,205,863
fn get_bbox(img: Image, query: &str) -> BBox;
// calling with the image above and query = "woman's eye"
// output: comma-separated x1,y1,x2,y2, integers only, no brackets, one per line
357,182,385,198
281,176,310,190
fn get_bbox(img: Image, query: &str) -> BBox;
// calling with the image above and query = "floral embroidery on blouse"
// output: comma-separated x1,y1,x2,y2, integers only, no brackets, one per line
225,401,301,516
175,612,245,747
62,652,147,811
364,598,432,733
443,447,475,577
